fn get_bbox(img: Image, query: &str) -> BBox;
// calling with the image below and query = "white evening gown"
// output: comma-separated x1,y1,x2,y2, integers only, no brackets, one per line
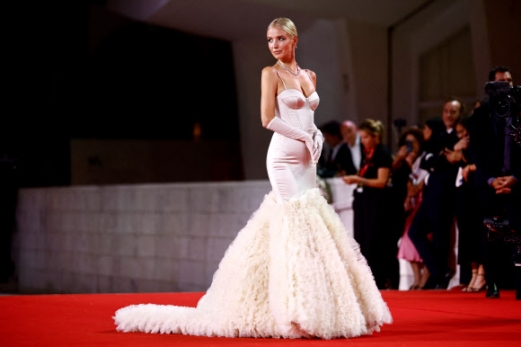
114,87,392,339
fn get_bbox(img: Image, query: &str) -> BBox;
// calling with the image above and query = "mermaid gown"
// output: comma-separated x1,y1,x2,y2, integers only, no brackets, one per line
114,84,392,339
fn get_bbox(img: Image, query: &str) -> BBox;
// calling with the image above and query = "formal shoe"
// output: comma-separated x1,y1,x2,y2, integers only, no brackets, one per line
485,283,500,299
516,288,521,300
468,274,486,293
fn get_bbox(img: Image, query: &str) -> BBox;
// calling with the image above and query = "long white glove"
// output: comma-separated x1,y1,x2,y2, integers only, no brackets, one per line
311,125,323,163
267,117,319,164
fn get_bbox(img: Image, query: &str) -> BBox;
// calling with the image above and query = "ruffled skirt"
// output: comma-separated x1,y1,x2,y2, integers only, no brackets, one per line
114,188,392,339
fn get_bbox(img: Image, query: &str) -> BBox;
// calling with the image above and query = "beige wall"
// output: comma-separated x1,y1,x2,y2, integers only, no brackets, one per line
393,0,478,131
347,20,388,125
392,0,520,134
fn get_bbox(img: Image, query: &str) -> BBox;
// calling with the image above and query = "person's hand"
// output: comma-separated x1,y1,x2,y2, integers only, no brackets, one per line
395,146,408,161
461,165,471,182
304,137,318,164
453,137,469,151
342,175,359,185
444,148,462,163
493,176,517,194
312,130,324,164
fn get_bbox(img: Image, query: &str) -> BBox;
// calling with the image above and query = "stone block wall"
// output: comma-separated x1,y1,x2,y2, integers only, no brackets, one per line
13,181,271,293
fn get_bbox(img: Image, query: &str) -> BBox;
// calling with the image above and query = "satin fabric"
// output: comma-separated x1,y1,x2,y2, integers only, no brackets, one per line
267,89,320,201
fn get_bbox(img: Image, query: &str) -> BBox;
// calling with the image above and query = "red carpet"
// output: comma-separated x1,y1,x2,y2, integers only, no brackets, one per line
1,290,520,347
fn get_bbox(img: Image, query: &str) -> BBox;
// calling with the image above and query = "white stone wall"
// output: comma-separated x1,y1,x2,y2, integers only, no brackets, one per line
13,181,272,294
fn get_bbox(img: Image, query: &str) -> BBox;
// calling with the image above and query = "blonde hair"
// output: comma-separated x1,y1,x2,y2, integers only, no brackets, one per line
359,119,385,143
268,17,298,38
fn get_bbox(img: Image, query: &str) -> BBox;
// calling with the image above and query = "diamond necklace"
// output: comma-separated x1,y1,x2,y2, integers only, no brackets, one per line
277,61,300,76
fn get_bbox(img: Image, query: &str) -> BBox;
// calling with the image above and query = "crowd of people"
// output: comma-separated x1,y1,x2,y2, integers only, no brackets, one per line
317,66,520,299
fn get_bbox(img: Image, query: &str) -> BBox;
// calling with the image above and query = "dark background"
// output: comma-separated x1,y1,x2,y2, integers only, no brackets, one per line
3,0,240,188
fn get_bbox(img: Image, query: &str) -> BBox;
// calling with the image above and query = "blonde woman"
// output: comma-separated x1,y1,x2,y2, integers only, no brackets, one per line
115,18,391,339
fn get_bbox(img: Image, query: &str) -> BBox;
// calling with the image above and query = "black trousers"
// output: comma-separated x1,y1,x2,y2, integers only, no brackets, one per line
456,183,484,284
479,187,521,289
353,188,398,289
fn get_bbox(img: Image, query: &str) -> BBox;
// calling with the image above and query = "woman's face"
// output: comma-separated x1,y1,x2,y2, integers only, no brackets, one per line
423,125,432,142
360,130,378,150
267,26,296,61
455,123,468,139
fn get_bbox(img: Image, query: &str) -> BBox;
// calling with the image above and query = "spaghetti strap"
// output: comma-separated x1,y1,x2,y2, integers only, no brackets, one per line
303,69,313,82
275,71,287,90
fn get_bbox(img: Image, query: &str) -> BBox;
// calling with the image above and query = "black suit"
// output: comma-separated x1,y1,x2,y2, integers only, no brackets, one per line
408,128,460,286
469,102,521,290
470,103,521,194
318,142,358,178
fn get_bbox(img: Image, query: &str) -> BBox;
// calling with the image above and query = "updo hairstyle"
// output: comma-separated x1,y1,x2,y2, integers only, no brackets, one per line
268,17,298,38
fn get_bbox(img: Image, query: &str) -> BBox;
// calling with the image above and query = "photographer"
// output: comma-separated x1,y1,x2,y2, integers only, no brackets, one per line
469,70,521,299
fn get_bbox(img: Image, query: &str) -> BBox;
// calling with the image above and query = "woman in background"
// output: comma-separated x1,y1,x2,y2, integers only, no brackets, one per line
343,119,393,289
390,127,426,289
397,122,436,290
397,118,444,289
445,114,485,292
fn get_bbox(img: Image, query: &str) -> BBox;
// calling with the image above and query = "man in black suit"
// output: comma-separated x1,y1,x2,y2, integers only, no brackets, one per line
317,120,358,178
408,97,464,289
470,76,521,299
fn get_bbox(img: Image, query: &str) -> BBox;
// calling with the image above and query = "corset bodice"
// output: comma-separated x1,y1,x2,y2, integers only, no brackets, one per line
275,89,320,134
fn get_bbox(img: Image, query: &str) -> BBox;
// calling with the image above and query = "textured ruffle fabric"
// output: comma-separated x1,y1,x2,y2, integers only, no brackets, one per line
114,188,392,339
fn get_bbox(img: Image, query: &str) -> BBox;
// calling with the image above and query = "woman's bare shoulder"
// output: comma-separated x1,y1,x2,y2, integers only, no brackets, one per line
261,65,280,85
262,65,278,76
303,68,317,80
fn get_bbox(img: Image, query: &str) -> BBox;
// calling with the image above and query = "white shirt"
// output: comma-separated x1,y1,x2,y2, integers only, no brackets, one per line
348,134,362,171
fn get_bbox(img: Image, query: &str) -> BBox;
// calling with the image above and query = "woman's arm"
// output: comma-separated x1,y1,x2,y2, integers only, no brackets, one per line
392,146,408,170
261,66,319,162
342,167,390,189
260,67,278,128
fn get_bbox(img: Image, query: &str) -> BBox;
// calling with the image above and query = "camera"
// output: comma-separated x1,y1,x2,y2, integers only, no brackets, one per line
405,140,413,152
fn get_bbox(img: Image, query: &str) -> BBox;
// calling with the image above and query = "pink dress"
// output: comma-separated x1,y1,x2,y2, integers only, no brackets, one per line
397,192,423,262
